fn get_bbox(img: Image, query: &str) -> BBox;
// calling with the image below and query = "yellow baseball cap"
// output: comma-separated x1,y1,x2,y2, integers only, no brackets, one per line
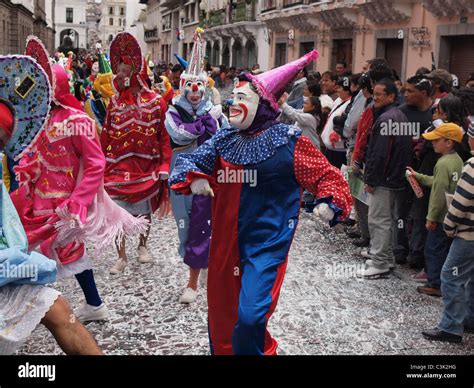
422,122,463,143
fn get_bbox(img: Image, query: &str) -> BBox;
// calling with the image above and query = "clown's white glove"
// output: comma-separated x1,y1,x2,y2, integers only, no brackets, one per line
313,203,335,223
190,178,214,197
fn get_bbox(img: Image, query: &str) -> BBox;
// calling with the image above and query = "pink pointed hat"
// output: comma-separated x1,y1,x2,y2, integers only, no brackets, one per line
246,50,319,111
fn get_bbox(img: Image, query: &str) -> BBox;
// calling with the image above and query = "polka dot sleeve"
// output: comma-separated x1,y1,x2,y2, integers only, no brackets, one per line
294,136,352,221
169,137,218,195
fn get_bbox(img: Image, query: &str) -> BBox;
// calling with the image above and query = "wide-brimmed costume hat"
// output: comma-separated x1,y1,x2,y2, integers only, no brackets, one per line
0,55,52,161
110,32,151,102
25,35,83,113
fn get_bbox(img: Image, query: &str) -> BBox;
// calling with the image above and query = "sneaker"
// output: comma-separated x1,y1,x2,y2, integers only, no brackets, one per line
353,238,370,248
138,246,153,263
199,268,208,287
366,259,395,269
412,270,428,283
360,264,390,279
109,258,127,274
179,287,198,304
417,285,442,297
75,303,109,322
422,329,462,343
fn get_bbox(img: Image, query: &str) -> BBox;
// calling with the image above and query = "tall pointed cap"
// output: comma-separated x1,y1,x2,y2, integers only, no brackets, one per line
174,53,188,70
246,50,319,111
98,52,112,74
183,28,205,78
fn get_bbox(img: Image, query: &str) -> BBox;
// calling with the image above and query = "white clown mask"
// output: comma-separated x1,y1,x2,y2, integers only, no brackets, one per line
180,74,208,107
229,80,260,130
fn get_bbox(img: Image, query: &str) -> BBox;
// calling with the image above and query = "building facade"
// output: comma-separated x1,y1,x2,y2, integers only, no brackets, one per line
261,0,474,84
55,0,87,51
203,0,270,70
0,0,54,54
98,0,127,50
86,0,101,50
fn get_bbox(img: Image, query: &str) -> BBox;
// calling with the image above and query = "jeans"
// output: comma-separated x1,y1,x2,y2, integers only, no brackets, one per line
408,192,429,261
438,237,474,336
424,223,452,289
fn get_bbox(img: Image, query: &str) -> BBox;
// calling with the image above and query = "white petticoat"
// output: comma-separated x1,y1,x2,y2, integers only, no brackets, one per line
0,284,61,355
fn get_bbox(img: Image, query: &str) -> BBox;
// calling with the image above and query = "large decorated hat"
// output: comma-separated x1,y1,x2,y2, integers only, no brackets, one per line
26,36,83,112
0,55,52,161
245,50,319,111
110,32,143,75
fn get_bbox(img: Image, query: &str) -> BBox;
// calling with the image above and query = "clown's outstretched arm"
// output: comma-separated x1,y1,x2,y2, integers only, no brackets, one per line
294,136,352,226
169,136,218,196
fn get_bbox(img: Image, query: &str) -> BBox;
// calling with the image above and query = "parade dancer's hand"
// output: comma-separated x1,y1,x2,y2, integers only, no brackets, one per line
190,178,214,197
313,203,334,223
159,172,169,180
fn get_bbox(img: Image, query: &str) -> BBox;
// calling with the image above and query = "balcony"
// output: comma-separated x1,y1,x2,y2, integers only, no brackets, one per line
283,0,304,8
232,1,256,23
209,9,225,27
160,0,182,11
145,28,159,41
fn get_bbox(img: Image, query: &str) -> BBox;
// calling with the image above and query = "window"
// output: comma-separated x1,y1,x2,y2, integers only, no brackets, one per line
162,14,171,31
109,7,114,15
118,19,121,27
66,8,73,23
120,7,125,16
109,18,113,26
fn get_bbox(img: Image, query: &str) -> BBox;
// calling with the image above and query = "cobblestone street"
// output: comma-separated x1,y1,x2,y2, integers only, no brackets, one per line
19,213,474,355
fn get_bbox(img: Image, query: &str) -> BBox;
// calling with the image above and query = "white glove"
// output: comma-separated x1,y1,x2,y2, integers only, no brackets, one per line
159,171,169,180
313,203,335,223
190,178,214,197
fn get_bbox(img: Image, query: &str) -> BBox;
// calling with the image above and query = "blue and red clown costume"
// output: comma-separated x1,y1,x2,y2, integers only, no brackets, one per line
170,51,352,355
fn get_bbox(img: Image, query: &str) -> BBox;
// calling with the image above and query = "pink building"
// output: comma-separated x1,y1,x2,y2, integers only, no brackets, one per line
261,0,474,84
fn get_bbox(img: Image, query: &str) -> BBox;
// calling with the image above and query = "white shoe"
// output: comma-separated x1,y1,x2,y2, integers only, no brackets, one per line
199,269,208,287
366,259,395,269
360,264,390,279
109,258,127,274
179,287,198,304
75,303,109,322
138,246,153,263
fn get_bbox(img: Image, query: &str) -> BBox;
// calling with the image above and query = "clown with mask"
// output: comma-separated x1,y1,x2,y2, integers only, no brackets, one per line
165,28,229,304
170,51,352,354
11,36,148,323
101,32,172,274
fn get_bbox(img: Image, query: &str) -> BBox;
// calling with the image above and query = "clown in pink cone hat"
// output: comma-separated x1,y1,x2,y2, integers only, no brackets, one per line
169,50,352,355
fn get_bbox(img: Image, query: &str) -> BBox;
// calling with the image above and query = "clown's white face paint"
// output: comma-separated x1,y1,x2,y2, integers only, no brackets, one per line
181,75,207,107
229,81,259,130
